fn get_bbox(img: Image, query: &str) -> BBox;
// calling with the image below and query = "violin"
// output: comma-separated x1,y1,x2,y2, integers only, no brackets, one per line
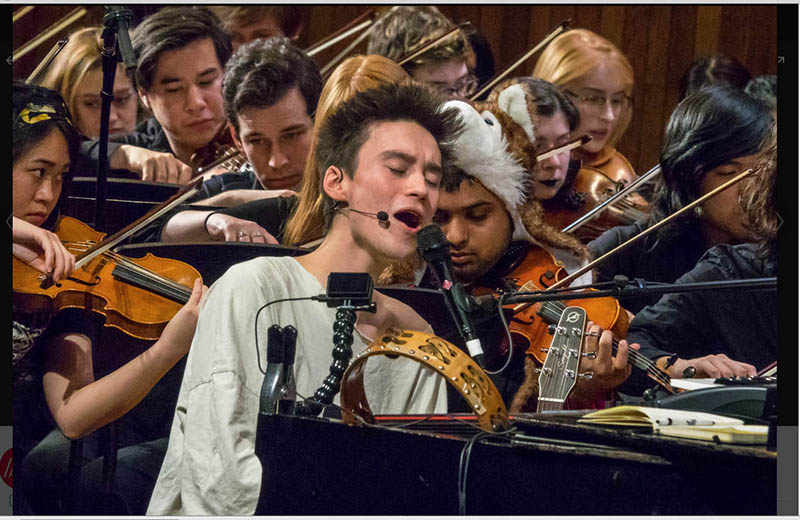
542,163,650,242
13,216,201,341
474,244,674,394
189,124,246,177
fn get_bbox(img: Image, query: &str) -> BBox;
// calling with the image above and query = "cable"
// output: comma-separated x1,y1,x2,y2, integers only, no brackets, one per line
484,298,515,375
457,426,517,514
254,296,316,375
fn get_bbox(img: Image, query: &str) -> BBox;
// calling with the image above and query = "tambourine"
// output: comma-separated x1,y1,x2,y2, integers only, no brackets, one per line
340,328,510,433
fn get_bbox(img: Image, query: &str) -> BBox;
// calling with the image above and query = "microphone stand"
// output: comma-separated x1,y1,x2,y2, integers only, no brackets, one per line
95,6,133,232
295,298,377,417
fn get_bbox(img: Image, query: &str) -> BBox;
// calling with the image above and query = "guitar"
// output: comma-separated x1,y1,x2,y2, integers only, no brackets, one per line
536,306,587,412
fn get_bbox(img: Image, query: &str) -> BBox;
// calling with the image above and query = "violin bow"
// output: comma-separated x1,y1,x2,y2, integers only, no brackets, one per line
535,134,591,163
320,11,381,76
27,37,69,84
469,19,570,101
13,7,87,62
397,22,472,67
550,167,756,292
305,9,376,58
561,162,661,234
13,6,35,23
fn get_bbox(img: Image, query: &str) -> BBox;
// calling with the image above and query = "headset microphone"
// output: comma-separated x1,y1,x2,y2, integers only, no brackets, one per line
347,208,390,228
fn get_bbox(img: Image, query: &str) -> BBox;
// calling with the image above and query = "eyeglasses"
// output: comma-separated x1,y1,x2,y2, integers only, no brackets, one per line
432,74,479,98
564,90,631,115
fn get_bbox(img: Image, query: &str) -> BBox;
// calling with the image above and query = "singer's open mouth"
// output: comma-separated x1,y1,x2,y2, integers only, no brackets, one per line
393,210,422,230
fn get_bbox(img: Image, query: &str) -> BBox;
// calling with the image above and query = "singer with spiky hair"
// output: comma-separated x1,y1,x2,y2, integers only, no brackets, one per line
148,83,464,515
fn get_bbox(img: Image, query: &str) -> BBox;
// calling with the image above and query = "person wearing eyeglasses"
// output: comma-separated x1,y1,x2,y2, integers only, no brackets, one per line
533,28,637,186
367,6,478,100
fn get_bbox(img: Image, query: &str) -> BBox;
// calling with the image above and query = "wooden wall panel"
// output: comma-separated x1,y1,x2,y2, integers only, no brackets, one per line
12,4,778,173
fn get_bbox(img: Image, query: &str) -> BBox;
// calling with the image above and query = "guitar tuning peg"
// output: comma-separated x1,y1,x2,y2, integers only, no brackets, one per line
578,371,594,380
539,347,549,353
533,367,542,374
547,324,556,335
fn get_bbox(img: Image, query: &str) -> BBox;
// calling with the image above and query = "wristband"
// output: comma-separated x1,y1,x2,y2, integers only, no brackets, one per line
203,211,220,237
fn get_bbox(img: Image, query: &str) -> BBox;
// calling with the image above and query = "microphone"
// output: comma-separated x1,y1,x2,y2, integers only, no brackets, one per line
417,224,486,369
347,208,390,228
104,6,137,71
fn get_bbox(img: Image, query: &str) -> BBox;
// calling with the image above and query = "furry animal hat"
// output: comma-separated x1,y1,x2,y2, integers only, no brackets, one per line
444,99,535,243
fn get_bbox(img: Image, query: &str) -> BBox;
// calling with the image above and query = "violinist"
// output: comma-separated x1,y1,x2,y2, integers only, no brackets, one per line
12,82,206,515
420,100,636,410
143,37,321,243
76,7,231,184
148,84,459,515
533,28,637,185
367,6,478,100
588,86,773,313
38,27,138,139
623,123,777,390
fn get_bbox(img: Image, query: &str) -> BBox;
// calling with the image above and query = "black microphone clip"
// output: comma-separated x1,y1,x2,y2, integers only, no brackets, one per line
347,207,390,228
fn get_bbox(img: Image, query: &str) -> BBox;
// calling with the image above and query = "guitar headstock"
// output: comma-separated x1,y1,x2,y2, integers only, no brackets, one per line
537,306,587,412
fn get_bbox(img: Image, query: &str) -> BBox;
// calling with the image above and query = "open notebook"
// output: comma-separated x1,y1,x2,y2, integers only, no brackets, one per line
579,405,767,445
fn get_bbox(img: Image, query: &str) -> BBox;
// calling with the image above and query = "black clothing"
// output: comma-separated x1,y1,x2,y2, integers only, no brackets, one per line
75,118,172,178
622,243,777,394
588,221,709,313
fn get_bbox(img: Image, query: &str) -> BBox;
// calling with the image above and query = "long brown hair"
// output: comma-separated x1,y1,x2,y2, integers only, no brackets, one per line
283,54,410,246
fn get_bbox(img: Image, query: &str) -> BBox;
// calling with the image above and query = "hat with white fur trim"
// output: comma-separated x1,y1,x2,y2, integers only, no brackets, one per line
443,99,534,243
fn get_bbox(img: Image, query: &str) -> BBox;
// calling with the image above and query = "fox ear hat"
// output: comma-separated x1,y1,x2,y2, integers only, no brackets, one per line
443,99,534,243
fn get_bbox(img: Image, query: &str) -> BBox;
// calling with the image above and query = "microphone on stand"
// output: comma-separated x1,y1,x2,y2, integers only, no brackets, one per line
103,6,136,70
417,224,486,369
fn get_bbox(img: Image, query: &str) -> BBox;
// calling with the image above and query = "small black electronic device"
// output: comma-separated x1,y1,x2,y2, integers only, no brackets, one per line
322,272,374,308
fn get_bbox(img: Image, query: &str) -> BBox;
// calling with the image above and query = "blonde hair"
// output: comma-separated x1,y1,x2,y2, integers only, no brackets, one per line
38,27,105,134
283,55,410,246
532,28,634,148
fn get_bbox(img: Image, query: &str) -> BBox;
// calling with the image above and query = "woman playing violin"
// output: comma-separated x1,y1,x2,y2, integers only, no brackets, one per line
588,86,773,314
12,81,206,515
533,28,637,185
623,123,777,392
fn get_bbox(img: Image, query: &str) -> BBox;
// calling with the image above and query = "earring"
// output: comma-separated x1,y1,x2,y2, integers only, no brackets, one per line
693,206,703,218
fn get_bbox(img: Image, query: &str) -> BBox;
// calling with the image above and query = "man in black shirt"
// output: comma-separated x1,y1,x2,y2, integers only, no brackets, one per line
144,37,322,244
78,7,232,184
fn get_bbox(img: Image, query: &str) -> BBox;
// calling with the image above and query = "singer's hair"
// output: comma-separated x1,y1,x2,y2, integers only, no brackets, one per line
283,55,411,246
650,85,772,242
532,28,633,149
132,7,232,91
314,83,463,232
223,37,321,135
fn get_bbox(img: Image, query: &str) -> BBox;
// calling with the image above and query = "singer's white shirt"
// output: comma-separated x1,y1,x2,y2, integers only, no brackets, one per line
147,257,447,515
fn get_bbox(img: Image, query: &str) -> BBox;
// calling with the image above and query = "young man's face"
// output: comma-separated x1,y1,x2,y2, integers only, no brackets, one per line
530,112,572,201
232,88,313,191
433,179,512,284
340,120,443,262
412,57,476,100
138,38,226,162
